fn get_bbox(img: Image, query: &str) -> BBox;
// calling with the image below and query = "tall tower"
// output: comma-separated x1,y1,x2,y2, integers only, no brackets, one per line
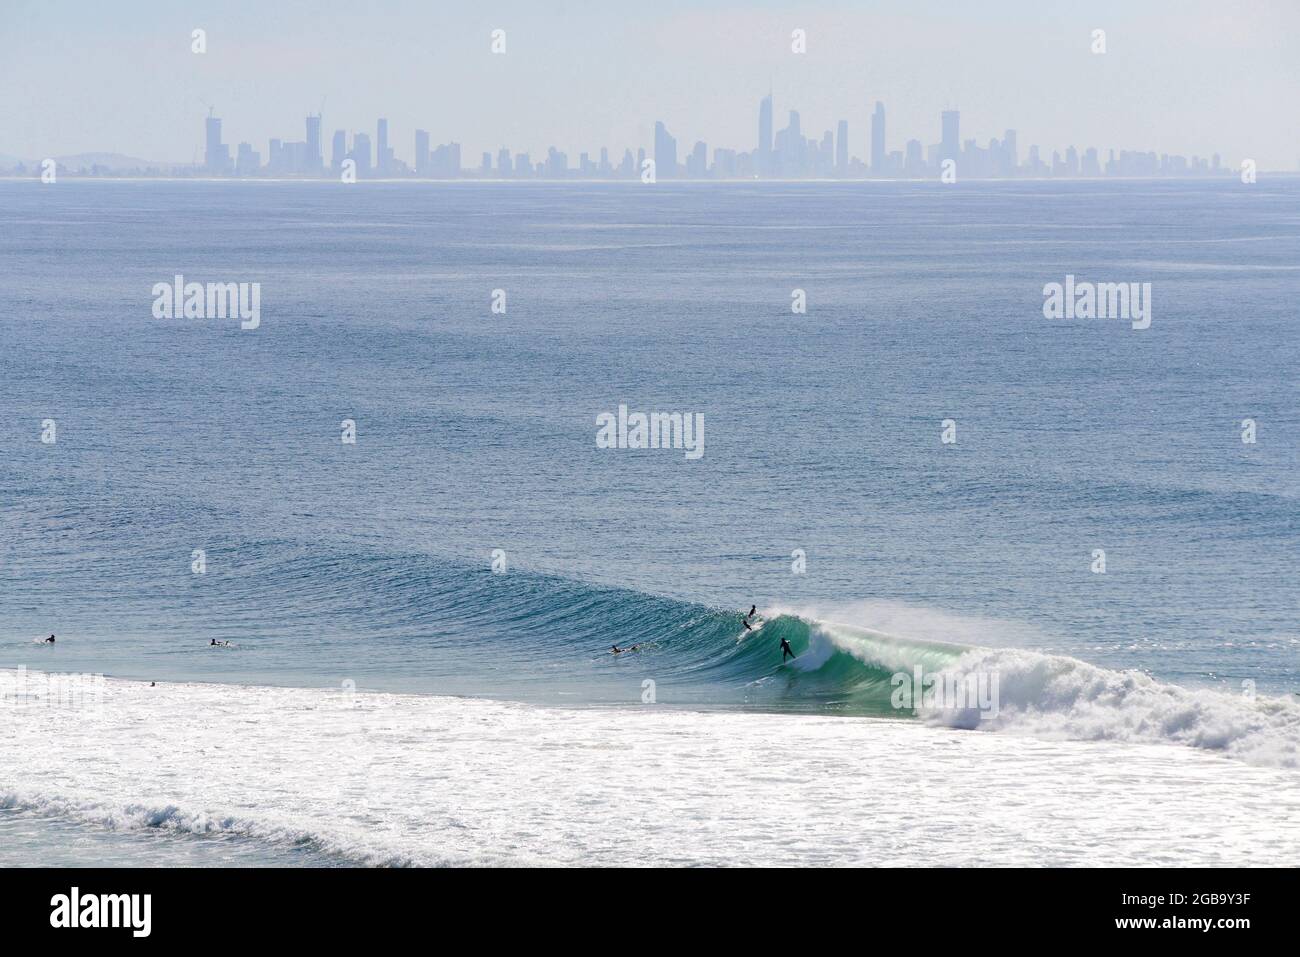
306,114,322,172
377,118,389,174
941,110,960,163
654,121,677,177
352,132,372,176
836,119,848,173
870,101,886,173
204,110,228,174
331,130,346,171
758,93,773,174
414,130,430,176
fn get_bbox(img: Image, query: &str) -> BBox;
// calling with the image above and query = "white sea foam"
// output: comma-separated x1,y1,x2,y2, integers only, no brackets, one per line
2,670,1297,866
770,603,1300,767
930,646,1300,767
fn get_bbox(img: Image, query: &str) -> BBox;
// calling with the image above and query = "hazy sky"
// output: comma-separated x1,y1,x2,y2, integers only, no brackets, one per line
2,0,1297,168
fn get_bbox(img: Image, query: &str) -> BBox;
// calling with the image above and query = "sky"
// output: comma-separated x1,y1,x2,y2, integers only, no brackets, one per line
1,0,1297,168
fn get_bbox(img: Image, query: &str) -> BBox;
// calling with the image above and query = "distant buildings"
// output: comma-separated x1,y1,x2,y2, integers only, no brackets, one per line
351,132,371,176
940,110,960,165
871,101,886,174
306,114,322,173
66,101,1246,182
758,94,773,175
330,130,346,172
376,118,396,175
204,113,230,174
654,121,678,178
234,142,260,175
414,129,430,176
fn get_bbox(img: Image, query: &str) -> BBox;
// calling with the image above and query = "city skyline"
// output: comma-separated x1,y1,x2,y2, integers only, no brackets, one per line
2,1,1297,171
4,95,1264,181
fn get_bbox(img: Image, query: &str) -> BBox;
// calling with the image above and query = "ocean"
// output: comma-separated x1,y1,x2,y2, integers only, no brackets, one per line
1,178,1297,865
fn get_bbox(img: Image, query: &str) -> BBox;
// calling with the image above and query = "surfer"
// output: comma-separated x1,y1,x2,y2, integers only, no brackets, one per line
748,605,756,619
44,634,55,644
779,636,796,662
611,644,641,655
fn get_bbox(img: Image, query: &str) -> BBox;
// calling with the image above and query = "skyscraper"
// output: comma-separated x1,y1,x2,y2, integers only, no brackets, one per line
904,139,924,176
758,94,773,174
331,130,346,172
686,140,707,177
1003,129,1018,171
376,118,390,174
352,132,371,176
414,129,430,175
775,110,802,175
204,113,229,174
870,101,886,174
941,110,960,163
306,114,323,173
234,142,260,176
836,119,848,174
654,121,677,177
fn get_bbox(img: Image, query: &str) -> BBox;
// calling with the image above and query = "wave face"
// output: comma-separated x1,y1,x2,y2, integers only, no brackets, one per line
5,548,1295,767
726,612,1298,768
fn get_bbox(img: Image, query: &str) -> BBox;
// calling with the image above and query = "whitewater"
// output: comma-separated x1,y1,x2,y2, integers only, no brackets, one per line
2,658,1297,867
777,610,1300,768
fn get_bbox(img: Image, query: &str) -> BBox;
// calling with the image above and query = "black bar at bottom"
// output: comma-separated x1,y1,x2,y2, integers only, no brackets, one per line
0,866,1288,943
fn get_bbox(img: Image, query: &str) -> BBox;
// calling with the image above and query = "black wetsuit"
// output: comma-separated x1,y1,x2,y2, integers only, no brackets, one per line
780,638,795,661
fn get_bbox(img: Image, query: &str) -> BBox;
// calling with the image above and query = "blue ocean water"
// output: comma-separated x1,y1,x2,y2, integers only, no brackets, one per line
0,178,1296,705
